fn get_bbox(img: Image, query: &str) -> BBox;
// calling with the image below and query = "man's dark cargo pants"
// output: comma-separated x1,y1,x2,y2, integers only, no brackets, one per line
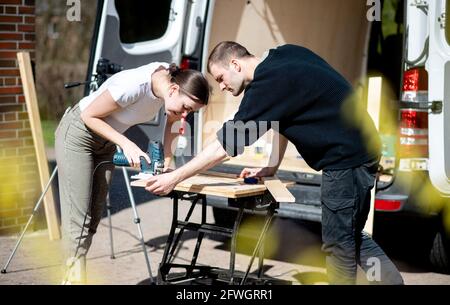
321,159,404,285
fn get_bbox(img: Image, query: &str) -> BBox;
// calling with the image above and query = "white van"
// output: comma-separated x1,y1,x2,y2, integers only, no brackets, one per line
86,0,450,273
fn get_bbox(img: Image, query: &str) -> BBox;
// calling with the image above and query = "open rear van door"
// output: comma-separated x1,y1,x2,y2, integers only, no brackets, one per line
427,0,450,195
85,0,188,145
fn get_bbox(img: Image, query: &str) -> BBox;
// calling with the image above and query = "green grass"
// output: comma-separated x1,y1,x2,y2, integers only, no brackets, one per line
41,120,57,148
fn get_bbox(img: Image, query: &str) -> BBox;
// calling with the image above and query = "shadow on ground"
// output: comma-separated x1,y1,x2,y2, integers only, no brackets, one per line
142,210,448,285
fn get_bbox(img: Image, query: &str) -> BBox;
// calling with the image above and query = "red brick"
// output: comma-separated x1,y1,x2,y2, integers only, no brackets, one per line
0,24,16,32
0,59,16,67
24,16,34,24
0,51,17,58
17,216,32,225
19,6,34,15
0,104,22,112
0,42,17,50
0,121,22,129
24,0,35,5
0,69,19,76
0,95,16,104
23,33,34,41
23,172,39,181
21,207,33,216
3,77,15,85
18,111,28,120
18,146,34,155
18,42,33,49
0,33,22,41
17,95,24,103
18,24,34,32
0,138,23,148
19,182,38,193
0,86,22,94
0,209,20,219
0,226,22,235
0,130,16,138
23,155,35,163
0,16,22,23
2,218,16,226
0,0,22,4
4,112,17,121
18,129,31,137
5,6,17,14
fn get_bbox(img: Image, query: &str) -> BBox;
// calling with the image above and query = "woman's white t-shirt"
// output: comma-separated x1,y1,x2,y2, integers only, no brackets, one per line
79,62,169,133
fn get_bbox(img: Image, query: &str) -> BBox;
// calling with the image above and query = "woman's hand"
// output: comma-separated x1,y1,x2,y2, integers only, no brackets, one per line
120,141,151,169
239,166,277,179
145,172,179,196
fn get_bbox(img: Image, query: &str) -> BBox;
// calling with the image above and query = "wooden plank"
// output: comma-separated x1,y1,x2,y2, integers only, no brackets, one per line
17,52,61,240
130,172,294,200
131,173,266,198
262,176,295,203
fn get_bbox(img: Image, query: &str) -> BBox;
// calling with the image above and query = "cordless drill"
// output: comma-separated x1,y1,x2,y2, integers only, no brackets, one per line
113,141,164,175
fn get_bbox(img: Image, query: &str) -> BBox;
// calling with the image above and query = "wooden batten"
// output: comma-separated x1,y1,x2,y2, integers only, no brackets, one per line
17,52,61,240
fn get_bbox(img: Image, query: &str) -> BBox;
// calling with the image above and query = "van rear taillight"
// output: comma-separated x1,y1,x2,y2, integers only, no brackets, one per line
401,67,428,102
375,199,402,211
398,67,429,161
398,109,428,158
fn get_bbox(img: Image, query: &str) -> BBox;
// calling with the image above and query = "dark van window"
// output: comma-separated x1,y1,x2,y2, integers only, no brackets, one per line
115,0,171,44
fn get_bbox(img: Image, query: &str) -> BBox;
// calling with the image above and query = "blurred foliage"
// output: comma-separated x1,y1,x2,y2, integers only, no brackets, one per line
41,120,57,147
382,0,403,38
36,0,97,121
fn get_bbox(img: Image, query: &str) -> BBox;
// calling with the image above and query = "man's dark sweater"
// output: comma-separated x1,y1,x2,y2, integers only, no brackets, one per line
217,44,381,171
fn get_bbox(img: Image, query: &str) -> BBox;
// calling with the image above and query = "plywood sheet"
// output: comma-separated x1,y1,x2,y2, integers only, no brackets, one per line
131,171,294,200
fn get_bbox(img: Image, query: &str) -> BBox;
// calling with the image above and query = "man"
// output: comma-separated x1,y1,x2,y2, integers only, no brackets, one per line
145,41,404,285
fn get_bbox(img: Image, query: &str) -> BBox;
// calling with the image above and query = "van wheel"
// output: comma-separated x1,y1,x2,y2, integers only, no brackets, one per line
429,228,450,274
212,206,237,228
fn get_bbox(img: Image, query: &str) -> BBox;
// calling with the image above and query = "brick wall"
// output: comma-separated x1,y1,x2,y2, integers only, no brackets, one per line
0,0,40,235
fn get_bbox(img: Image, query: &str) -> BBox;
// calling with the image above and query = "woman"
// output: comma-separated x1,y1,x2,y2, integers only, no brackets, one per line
55,62,210,284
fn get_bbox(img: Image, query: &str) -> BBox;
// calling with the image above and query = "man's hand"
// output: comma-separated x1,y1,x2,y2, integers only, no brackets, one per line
239,166,276,179
145,172,179,196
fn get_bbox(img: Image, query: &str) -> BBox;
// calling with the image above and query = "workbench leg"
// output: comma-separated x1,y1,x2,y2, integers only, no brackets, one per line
168,197,199,263
240,208,275,285
159,195,179,282
258,239,265,279
229,207,245,285
187,195,207,275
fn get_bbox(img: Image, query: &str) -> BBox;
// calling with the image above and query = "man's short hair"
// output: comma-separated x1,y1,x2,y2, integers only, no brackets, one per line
207,41,254,73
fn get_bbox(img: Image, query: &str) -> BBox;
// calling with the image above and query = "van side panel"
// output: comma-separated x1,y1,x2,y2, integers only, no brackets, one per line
445,62,450,178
